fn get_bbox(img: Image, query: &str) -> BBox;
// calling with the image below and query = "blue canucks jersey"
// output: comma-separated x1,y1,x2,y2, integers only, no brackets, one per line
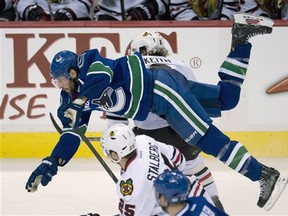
61,49,152,122
178,197,229,216
53,49,153,165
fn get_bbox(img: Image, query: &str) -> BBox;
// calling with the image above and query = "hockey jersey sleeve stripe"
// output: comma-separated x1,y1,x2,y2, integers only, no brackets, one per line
87,61,113,82
190,180,201,197
198,172,212,183
124,55,144,119
172,148,181,166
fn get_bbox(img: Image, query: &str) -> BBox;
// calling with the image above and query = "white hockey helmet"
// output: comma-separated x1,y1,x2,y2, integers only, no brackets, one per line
101,124,136,163
130,30,170,56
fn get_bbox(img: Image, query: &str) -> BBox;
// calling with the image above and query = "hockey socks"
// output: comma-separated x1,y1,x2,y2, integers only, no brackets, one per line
197,124,262,181
219,43,252,85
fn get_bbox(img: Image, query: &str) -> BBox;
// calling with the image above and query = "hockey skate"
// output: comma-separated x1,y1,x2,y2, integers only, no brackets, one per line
231,13,274,51
257,164,288,211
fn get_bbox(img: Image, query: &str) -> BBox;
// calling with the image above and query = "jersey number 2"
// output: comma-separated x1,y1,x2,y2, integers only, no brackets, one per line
119,199,135,216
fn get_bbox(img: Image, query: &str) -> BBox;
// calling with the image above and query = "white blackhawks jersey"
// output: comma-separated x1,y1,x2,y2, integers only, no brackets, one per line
16,0,92,19
240,0,268,17
94,0,168,20
170,0,240,20
116,135,185,216
133,55,197,130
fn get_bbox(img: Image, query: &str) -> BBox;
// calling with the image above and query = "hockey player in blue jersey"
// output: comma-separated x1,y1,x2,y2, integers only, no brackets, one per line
25,13,287,211
154,169,229,216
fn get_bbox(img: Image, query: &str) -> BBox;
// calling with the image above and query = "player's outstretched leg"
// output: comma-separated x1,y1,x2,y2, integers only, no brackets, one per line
196,124,287,211
231,13,274,51
216,13,274,112
258,164,288,211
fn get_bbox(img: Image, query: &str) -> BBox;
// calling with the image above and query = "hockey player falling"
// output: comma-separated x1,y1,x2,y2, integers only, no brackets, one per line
25,13,288,211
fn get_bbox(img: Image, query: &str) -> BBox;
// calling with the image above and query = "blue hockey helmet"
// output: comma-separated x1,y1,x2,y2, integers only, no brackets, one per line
154,170,190,204
50,50,79,80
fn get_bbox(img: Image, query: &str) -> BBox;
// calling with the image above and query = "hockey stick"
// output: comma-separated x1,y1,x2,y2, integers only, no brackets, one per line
48,113,100,141
49,112,118,183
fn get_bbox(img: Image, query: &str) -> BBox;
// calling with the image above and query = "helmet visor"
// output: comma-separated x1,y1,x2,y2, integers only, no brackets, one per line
51,75,70,89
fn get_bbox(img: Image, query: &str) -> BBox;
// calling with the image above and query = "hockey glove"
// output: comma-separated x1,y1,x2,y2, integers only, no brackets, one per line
23,4,49,21
65,99,85,128
58,103,73,128
25,157,58,192
54,9,76,21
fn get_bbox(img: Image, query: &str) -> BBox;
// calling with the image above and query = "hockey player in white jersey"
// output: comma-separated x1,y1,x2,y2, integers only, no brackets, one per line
247,0,288,20
0,0,17,21
170,0,240,20
97,124,214,216
106,30,225,210
94,0,169,20
16,0,92,21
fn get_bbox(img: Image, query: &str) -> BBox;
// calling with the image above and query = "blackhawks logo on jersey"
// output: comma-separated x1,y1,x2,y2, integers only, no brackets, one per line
120,178,134,196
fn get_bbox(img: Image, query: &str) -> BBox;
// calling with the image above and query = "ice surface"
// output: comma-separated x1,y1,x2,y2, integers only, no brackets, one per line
1,158,287,216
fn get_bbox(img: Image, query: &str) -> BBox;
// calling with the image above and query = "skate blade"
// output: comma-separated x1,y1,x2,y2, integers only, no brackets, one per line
234,13,274,28
263,176,288,211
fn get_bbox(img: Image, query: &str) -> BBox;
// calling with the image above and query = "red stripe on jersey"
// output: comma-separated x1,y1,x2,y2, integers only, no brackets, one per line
173,150,181,166
199,172,212,183
193,182,201,196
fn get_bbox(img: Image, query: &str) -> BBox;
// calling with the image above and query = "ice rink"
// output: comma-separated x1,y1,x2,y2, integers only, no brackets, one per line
1,157,288,216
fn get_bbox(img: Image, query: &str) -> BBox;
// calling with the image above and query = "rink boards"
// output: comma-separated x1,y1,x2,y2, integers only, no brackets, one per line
1,21,288,158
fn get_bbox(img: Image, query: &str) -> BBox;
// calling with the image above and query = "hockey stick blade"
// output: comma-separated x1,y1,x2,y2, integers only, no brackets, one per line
263,176,288,211
49,112,118,183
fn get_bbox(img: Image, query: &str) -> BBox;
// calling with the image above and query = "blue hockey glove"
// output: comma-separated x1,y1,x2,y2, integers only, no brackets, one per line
64,102,83,129
25,157,58,192
58,103,73,128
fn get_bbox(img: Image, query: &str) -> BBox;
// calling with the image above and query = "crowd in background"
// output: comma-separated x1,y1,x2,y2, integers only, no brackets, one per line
1,0,288,22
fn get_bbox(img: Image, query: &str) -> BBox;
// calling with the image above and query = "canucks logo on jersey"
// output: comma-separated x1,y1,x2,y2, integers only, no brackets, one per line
91,87,126,112
120,178,134,196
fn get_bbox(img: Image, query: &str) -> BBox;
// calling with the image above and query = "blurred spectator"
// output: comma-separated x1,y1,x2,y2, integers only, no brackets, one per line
240,0,269,18
0,0,17,21
240,0,287,20
16,0,93,21
281,1,288,19
94,0,169,21
169,0,240,20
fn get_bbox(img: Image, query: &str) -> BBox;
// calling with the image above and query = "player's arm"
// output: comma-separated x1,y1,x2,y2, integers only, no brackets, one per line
54,0,92,20
127,0,169,20
156,140,186,171
16,0,49,21
25,95,92,192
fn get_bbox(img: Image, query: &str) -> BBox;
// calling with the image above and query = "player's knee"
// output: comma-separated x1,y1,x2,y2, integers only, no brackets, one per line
219,81,241,110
